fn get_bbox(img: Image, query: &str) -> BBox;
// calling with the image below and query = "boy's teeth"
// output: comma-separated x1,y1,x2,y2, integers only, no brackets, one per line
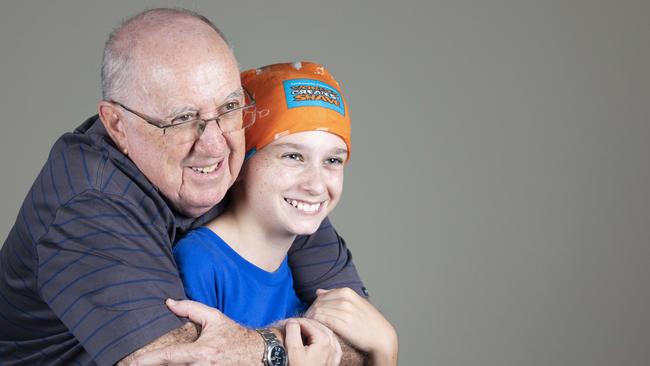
285,199,322,213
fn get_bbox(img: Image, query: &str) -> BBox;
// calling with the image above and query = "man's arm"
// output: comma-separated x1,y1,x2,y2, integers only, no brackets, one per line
339,338,367,365
37,191,190,366
289,217,368,303
117,322,199,365
130,299,355,366
128,299,264,366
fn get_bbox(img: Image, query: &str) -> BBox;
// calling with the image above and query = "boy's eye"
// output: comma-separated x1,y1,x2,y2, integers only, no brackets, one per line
325,157,344,165
282,153,304,162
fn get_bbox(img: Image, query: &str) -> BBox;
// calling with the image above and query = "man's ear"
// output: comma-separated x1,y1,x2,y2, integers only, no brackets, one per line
98,101,129,155
234,159,249,183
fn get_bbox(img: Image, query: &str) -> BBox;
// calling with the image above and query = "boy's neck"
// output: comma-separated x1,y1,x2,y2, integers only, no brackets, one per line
206,205,296,272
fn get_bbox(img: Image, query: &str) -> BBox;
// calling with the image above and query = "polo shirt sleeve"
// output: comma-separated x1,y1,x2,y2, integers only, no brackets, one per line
288,217,368,304
36,190,187,366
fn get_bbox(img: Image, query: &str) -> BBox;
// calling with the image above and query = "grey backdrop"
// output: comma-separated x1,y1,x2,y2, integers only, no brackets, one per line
2,1,649,365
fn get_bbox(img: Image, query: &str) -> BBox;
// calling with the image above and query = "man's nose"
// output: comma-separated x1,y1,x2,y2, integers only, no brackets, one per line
198,118,225,138
193,119,226,151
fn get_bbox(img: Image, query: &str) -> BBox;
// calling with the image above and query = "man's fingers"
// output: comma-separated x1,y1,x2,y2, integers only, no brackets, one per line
309,317,342,363
129,344,196,366
165,298,197,318
315,288,331,296
284,319,304,348
165,298,223,327
293,318,329,345
334,333,343,365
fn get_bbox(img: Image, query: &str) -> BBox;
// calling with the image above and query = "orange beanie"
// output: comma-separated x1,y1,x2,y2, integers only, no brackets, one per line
241,61,351,160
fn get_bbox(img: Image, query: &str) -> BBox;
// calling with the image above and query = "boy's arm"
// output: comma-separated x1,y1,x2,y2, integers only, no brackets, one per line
306,288,399,366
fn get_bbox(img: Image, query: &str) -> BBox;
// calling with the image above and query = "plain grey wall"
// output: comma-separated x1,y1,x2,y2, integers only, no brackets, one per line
1,1,649,365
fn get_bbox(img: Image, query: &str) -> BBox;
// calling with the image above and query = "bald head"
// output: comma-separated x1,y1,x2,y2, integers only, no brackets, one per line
101,8,233,102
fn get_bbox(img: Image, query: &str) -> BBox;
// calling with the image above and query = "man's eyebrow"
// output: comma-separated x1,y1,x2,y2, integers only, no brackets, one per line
164,88,244,119
223,89,244,100
165,106,199,119
217,89,244,107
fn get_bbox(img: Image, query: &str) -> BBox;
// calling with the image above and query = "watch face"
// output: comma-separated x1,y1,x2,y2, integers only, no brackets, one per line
267,345,287,366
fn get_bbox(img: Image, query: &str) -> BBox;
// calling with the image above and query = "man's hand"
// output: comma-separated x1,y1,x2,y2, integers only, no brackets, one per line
129,299,263,366
285,318,342,366
305,288,399,366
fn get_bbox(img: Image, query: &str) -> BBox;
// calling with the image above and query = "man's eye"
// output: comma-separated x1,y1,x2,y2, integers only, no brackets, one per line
222,101,240,112
282,153,303,162
173,113,197,124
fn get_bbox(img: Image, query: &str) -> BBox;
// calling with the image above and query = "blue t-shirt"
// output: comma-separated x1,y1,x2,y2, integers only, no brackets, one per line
173,227,305,328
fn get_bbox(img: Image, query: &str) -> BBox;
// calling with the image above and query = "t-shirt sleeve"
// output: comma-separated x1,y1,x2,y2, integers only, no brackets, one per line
36,190,187,366
288,217,368,304
173,235,219,309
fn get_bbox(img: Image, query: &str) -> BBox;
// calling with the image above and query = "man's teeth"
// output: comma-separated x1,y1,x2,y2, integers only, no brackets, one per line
191,164,218,174
285,199,322,213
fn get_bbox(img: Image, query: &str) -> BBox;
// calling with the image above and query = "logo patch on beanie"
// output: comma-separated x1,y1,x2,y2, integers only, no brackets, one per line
283,79,345,116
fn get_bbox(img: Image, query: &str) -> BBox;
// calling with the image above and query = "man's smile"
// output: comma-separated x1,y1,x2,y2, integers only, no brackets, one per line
190,162,221,174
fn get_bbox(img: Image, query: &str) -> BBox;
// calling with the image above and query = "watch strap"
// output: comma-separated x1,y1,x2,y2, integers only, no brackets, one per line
257,328,281,347
256,328,286,366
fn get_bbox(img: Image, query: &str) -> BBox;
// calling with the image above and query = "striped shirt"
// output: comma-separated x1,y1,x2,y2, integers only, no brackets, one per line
0,116,365,366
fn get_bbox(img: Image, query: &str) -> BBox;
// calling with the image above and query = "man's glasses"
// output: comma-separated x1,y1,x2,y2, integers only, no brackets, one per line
110,88,256,145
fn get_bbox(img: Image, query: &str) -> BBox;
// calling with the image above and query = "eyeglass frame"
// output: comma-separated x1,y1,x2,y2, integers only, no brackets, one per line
108,87,256,137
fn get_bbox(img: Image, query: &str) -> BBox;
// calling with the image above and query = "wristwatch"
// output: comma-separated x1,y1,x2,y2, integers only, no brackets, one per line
256,328,287,366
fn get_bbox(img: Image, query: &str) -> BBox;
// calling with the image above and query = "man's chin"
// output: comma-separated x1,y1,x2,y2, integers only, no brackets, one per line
175,195,225,218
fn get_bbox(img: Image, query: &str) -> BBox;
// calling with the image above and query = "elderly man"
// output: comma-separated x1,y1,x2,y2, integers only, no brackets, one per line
0,8,367,366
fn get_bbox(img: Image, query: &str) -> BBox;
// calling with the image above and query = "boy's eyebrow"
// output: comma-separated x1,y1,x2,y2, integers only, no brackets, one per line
269,142,305,150
270,143,348,155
